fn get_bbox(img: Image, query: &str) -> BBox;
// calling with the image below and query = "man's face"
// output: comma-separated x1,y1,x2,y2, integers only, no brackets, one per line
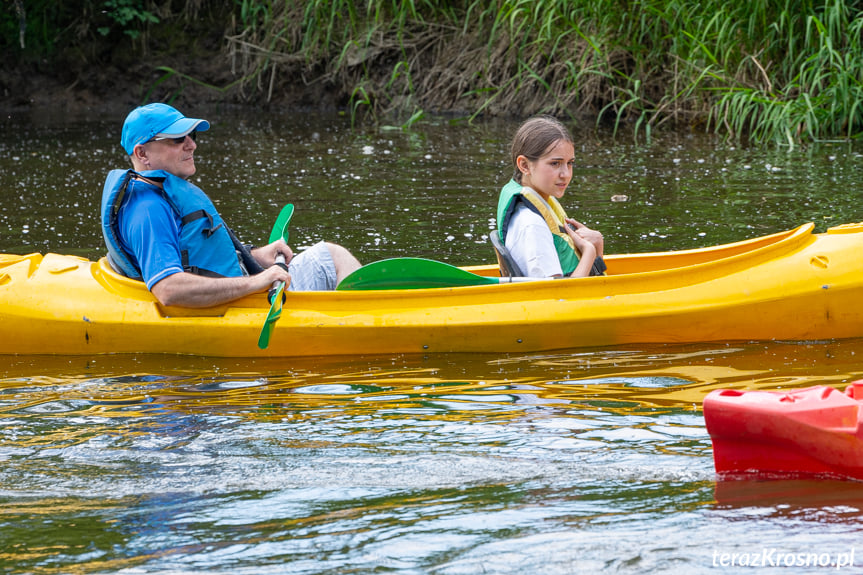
134,132,198,179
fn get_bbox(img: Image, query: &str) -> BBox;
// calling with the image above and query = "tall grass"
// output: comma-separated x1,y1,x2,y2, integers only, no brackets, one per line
710,1,863,144
5,0,860,144
226,0,863,144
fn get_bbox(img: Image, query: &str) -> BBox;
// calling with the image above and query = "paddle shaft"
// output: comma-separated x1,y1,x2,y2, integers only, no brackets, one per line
257,204,294,349
268,253,287,302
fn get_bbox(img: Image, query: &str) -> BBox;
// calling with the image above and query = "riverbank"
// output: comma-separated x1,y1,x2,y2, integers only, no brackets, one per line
0,53,344,121
3,0,862,143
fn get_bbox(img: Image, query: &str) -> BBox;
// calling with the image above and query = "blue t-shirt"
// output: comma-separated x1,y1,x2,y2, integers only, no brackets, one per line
117,185,185,290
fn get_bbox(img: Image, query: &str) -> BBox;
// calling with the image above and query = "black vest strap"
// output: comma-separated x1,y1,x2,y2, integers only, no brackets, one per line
226,227,265,275
179,248,226,278
181,209,224,238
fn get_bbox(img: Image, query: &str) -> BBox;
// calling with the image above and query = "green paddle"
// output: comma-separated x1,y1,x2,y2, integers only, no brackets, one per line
336,257,549,291
257,204,294,349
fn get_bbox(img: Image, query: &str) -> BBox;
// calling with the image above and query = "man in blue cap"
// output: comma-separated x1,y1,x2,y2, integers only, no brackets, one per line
101,103,361,307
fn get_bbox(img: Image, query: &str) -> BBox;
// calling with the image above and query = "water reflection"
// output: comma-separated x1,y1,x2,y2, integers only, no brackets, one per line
2,340,860,500
3,340,860,417
2,336,861,573
715,479,863,515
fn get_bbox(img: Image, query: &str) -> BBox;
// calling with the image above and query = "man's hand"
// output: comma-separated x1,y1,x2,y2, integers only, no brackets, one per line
251,240,293,268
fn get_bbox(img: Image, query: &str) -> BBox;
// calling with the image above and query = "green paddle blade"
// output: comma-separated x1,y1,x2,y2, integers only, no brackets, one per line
337,257,503,290
258,204,294,350
269,203,294,244
258,280,285,349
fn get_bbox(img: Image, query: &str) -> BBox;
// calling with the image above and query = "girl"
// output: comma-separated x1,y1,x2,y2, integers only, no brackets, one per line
495,115,605,278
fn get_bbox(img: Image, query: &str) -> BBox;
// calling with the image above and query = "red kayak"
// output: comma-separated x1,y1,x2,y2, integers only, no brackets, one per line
704,382,863,481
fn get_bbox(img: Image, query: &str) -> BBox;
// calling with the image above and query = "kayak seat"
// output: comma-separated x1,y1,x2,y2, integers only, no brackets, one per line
489,229,524,277
105,253,130,276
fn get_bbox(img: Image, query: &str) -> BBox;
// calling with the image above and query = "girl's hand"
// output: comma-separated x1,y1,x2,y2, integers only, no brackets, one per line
566,218,604,257
567,237,596,278
569,230,594,253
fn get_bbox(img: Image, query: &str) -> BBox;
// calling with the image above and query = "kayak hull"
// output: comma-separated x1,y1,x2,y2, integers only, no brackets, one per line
4,221,863,357
704,382,863,481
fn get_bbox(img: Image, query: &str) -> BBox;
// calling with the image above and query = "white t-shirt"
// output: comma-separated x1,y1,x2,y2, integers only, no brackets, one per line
504,204,563,277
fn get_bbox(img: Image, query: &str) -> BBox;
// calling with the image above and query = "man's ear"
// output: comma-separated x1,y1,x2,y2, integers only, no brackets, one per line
131,144,149,168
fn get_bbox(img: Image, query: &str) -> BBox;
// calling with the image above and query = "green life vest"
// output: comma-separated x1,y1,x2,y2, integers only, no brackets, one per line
496,179,580,275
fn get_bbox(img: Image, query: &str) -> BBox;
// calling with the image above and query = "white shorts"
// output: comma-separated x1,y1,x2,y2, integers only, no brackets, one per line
286,241,338,291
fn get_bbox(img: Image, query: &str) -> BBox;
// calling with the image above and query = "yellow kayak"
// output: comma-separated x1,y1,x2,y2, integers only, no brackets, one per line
2,221,863,357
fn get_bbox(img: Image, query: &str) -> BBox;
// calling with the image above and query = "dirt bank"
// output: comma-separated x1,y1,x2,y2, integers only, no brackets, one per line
1,53,347,123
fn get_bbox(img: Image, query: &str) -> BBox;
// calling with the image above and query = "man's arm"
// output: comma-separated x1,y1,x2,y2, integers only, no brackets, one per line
151,266,290,308
120,190,292,307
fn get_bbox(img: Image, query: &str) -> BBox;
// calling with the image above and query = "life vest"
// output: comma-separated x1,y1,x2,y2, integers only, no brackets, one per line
496,178,582,275
100,169,260,281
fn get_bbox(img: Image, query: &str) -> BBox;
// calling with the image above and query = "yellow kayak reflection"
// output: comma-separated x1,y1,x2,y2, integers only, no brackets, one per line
3,339,861,432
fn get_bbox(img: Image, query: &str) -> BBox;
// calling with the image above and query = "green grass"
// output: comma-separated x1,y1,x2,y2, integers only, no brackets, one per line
225,0,863,144
5,0,862,145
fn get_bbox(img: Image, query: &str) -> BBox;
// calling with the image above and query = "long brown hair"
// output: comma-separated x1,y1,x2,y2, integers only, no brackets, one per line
510,115,574,183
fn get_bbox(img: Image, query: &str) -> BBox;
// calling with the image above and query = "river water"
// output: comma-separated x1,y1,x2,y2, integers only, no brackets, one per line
2,108,863,574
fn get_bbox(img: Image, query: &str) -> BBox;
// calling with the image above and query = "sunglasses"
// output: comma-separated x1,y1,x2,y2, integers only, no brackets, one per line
150,130,197,144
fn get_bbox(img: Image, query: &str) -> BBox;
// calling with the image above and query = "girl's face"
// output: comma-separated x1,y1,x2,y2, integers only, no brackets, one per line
517,139,575,201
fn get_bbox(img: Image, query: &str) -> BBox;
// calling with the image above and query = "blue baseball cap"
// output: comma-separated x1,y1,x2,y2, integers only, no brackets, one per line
121,103,210,155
